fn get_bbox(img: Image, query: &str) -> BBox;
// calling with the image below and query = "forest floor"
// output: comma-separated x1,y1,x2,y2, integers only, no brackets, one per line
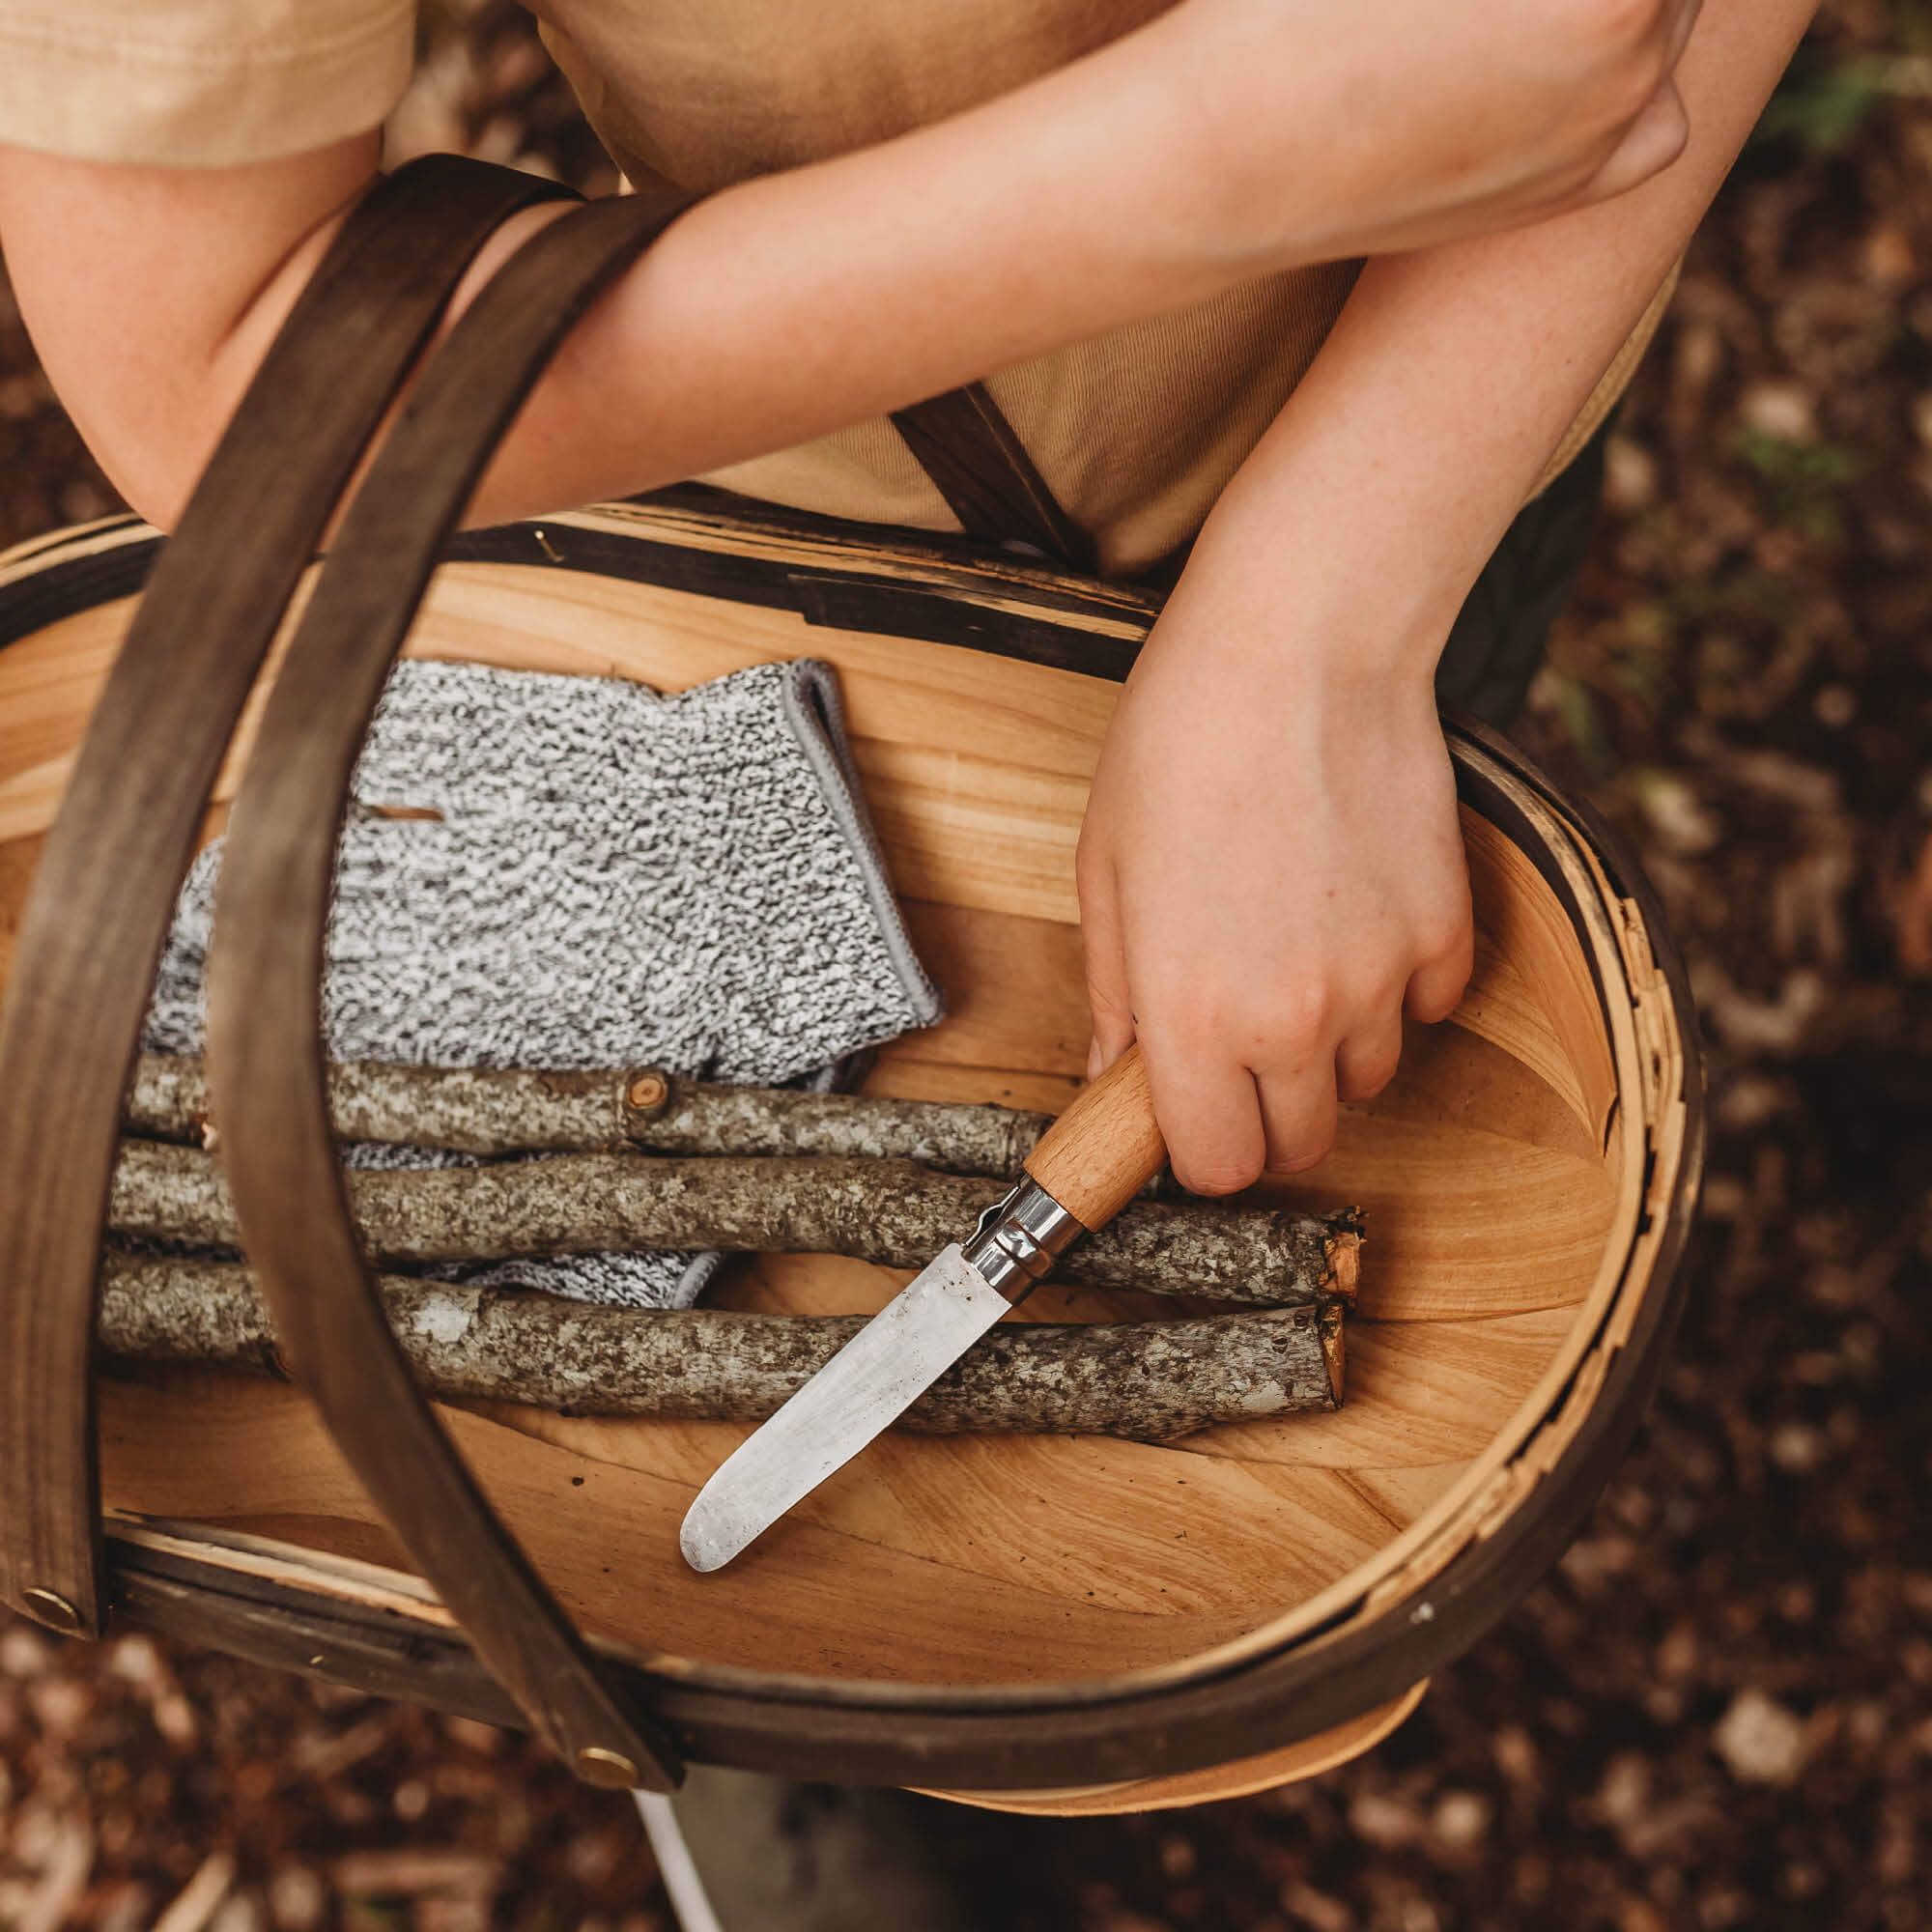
3,3,1930,1929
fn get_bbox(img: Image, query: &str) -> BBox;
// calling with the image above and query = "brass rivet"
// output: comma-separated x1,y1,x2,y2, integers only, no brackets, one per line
574,1746,641,1790
21,1587,84,1634
199,1118,221,1153
626,1071,669,1113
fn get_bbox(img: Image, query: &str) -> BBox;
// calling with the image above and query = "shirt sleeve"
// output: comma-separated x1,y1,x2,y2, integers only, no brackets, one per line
0,0,414,166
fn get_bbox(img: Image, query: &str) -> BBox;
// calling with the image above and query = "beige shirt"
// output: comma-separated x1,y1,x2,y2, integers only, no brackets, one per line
0,0,1665,575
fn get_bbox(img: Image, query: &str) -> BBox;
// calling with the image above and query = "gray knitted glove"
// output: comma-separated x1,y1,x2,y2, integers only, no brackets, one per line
145,657,941,1308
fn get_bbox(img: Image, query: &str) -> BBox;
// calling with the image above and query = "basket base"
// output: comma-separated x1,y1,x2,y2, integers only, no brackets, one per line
920,1680,1428,1816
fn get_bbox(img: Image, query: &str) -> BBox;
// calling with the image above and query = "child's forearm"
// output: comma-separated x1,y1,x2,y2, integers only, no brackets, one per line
1077,0,1815,1191
1180,0,1818,691
0,0,1694,530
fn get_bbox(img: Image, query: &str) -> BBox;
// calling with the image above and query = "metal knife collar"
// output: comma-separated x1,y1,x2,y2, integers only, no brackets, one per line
961,1176,1085,1300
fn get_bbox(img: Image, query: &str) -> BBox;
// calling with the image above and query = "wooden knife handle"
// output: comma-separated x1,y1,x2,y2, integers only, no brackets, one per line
1022,1042,1167,1231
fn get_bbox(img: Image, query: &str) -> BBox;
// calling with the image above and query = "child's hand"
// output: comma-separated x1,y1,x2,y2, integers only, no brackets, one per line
1077,604,1473,1196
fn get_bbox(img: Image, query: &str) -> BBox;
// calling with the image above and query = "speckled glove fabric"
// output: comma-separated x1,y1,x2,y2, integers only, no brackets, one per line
144,657,941,1308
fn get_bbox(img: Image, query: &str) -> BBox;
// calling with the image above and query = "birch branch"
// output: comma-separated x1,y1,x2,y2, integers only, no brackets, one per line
107,1142,1359,1306
98,1255,1343,1439
126,1056,1054,1177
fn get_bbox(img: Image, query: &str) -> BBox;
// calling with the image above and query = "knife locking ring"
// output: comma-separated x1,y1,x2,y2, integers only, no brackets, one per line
961,1177,1085,1301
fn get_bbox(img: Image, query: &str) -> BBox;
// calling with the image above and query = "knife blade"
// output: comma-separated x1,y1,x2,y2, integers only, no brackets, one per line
679,1043,1168,1571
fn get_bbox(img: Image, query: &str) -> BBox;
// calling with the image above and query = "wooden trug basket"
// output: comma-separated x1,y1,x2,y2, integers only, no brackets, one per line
0,485,1702,1814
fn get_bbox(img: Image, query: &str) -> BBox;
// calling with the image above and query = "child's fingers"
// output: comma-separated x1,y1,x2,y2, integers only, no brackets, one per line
1406,931,1474,1026
1335,1009,1406,1104
1076,845,1136,1077
1140,1036,1267,1197
1257,1062,1341,1177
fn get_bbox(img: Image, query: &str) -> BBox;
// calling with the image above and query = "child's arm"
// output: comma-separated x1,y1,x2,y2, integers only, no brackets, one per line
0,0,1698,529
1077,0,1814,1193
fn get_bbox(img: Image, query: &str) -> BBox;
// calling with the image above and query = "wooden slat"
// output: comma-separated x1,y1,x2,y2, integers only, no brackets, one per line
427,1404,1399,1623
98,1373,1264,1682
0,603,132,843
929,1680,1431,1815
1462,814,1619,1144
0,593,305,846
403,562,1125,774
1183,1309,1582,1468
0,835,43,992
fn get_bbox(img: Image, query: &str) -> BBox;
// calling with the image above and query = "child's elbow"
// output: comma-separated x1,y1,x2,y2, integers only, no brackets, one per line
1559,0,1683,122
66,375,241,536
105,440,200,536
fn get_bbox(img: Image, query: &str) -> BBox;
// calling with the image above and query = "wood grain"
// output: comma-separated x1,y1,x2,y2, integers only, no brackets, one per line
1024,1042,1167,1228
96,1373,1267,1680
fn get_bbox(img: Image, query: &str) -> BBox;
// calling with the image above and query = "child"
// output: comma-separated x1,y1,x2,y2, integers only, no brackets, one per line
0,0,1810,1192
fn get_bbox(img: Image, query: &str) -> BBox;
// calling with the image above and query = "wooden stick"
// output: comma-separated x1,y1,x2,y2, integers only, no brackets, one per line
97,1255,1343,1438
107,1142,1359,1306
126,1055,1055,1177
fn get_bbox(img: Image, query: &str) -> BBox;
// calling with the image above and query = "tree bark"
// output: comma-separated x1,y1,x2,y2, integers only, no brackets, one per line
98,1254,1343,1439
126,1055,1054,1176
107,1142,1359,1305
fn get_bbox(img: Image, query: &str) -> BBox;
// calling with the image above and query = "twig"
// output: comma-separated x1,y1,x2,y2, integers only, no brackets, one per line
99,1254,1343,1437
11,1817,93,1932
151,1853,236,1932
126,1055,1054,1176
107,1142,1359,1306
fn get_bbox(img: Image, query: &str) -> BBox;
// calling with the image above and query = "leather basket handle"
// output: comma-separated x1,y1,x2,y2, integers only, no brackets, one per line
0,155,696,1791
892,383,1095,573
0,155,572,1642
203,189,699,1793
